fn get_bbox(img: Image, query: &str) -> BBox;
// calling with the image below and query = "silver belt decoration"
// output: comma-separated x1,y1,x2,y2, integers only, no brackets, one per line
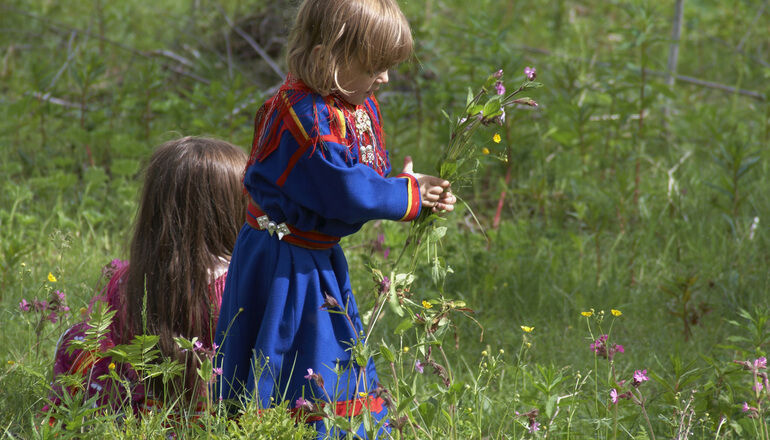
256,215,290,240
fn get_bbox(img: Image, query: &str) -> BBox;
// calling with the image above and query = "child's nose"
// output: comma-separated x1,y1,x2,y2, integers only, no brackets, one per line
376,70,389,84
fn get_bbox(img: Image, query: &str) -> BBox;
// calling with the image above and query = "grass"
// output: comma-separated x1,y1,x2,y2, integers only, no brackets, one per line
2,0,770,438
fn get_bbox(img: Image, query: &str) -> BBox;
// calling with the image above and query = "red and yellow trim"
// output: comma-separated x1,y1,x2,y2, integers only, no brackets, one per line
246,199,340,250
396,173,421,221
292,395,385,423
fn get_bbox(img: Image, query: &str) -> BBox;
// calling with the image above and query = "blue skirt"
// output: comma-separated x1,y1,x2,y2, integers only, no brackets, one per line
215,224,388,437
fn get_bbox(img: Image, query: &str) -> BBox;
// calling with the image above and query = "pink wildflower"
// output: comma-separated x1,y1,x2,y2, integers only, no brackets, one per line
383,247,390,259
415,360,424,374
213,367,223,376
524,66,537,81
304,368,324,388
528,420,540,434
754,381,763,393
19,299,30,312
380,276,391,295
295,397,316,412
47,311,58,323
495,81,505,95
632,369,650,386
743,402,751,412
33,300,48,312
610,389,619,404
755,357,767,370
493,69,503,79
193,340,204,352
590,334,624,360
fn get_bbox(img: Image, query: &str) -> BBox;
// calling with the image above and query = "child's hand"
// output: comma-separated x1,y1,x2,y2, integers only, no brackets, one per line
402,156,457,213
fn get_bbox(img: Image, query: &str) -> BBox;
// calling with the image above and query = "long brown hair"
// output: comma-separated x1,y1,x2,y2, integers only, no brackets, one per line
121,136,247,401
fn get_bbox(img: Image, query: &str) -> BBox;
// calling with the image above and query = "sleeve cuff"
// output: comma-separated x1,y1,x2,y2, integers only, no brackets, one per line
396,173,421,221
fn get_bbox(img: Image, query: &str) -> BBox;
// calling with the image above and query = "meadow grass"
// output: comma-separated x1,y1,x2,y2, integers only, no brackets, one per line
2,0,770,438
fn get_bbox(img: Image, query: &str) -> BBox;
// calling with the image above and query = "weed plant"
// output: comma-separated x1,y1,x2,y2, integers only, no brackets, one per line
2,0,770,438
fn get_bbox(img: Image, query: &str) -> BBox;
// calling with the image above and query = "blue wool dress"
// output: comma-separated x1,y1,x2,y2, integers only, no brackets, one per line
215,77,421,438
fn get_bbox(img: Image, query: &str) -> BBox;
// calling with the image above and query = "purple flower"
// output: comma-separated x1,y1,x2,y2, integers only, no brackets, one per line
754,381,764,393
415,360,424,374
212,342,219,352
590,334,624,360
213,367,223,376
47,311,58,323
495,81,505,95
524,66,537,81
383,247,390,259
53,290,66,302
743,402,752,412
493,69,503,79
755,357,767,370
19,299,30,312
34,300,48,312
632,369,650,386
528,420,540,434
304,368,314,380
610,388,619,404
380,276,391,295
320,292,339,310
193,340,204,352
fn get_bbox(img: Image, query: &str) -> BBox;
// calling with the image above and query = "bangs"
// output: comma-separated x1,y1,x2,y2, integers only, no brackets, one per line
352,2,413,73
338,0,413,73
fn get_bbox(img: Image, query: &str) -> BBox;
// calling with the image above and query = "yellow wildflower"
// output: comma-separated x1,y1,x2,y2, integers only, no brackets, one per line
403,346,409,353
108,362,116,370
422,300,433,309
482,147,490,155
520,325,534,333
481,350,488,357
358,392,367,398
525,342,532,348
7,360,15,365
499,349,505,354
611,309,622,317
493,133,501,143
581,310,593,317
47,272,57,283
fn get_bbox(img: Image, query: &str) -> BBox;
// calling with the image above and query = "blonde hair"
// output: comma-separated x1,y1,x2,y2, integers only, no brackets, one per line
287,0,413,95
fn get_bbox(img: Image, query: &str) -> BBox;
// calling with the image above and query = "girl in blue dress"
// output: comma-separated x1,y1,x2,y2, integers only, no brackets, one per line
214,0,456,436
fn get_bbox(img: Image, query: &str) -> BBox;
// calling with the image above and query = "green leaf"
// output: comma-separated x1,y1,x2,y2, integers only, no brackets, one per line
482,97,502,118
439,160,458,180
393,317,413,334
429,226,447,241
418,401,437,427
380,342,395,363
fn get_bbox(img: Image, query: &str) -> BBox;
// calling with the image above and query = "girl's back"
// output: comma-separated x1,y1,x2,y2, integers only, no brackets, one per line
46,137,247,418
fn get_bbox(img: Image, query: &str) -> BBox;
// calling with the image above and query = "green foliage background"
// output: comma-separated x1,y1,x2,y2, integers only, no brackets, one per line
1,0,769,438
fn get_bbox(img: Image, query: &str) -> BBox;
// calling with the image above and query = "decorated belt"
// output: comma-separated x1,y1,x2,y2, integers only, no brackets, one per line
246,200,340,250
